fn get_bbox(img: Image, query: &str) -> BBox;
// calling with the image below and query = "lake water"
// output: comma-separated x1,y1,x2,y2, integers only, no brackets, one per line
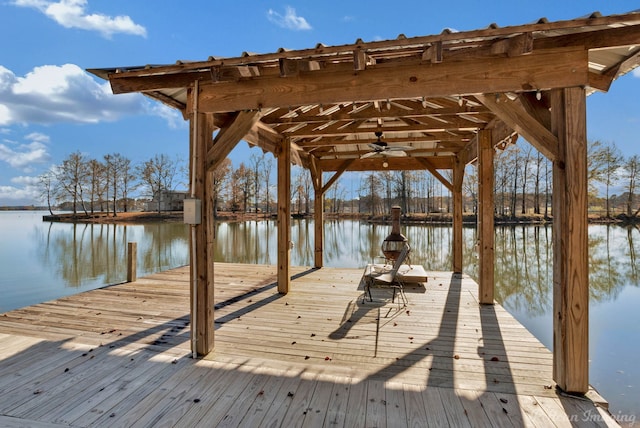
1,211,638,420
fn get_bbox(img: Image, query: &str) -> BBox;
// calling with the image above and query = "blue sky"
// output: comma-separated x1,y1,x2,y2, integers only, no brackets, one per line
0,1,639,206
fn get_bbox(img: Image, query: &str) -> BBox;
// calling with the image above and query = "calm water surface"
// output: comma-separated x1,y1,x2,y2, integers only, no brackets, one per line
1,211,638,419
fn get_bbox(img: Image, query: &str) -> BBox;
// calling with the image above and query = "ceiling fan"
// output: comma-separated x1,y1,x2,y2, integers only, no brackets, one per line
360,131,414,159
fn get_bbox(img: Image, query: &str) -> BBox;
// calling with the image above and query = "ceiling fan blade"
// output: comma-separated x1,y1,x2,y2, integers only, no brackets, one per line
386,145,414,151
367,143,385,151
384,151,407,157
360,151,379,159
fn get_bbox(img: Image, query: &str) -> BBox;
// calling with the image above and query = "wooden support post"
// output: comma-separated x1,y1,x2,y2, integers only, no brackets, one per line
126,242,137,282
277,138,292,293
452,158,464,273
314,192,323,268
190,110,215,357
309,157,324,269
477,129,495,304
551,87,589,394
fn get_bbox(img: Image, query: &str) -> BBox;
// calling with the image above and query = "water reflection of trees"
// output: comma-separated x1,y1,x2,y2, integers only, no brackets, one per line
493,226,553,317
492,224,640,317
588,225,640,300
35,219,639,310
34,222,189,289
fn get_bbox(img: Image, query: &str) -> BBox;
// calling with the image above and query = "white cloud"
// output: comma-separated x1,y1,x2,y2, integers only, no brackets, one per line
267,6,311,30
633,68,640,78
0,64,152,126
0,184,40,203
12,0,146,38
0,174,42,205
0,134,51,172
148,102,186,130
11,175,41,186
25,132,50,143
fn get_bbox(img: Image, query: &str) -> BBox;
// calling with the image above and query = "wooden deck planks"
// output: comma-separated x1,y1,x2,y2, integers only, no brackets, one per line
0,263,615,427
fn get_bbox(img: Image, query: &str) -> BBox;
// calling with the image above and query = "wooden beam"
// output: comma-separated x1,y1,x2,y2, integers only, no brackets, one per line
517,92,551,130
476,93,559,161
277,138,292,293
587,71,614,93
415,158,453,192
318,156,454,171
244,122,309,168
206,110,262,171
490,32,533,57
96,12,640,85
260,103,491,125
109,70,210,95
458,139,477,166
588,48,640,93
452,157,464,273
321,158,355,194
551,87,589,395
457,117,517,165
212,65,261,81
354,49,371,71
477,129,494,304
190,112,215,356
422,41,443,63
534,23,640,51
279,58,322,77
281,116,483,138
194,48,588,113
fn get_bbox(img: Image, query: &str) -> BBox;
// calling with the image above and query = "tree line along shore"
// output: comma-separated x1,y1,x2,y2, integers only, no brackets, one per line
41,210,640,226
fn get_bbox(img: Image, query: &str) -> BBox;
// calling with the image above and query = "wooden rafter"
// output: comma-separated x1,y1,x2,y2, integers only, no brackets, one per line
476,93,559,161
206,110,262,171
415,158,453,192
321,158,356,194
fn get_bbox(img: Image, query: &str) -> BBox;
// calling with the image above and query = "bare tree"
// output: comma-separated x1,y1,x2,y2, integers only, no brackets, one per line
622,154,640,217
250,152,263,214
103,153,130,217
532,151,547,215
261,155,274,214
211,158,232,217
463,166,478,214
291,167,311,214
38,169,58,215
138,154,177,214
56,151,90,217
494,147,515,216
590,141,623,217
520,144,533,214
359,172,383,215
86,159,105,215
232,163,253,212
120,158,138,212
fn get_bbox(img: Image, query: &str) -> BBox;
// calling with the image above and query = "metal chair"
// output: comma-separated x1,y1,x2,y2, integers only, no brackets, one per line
362,243,410,306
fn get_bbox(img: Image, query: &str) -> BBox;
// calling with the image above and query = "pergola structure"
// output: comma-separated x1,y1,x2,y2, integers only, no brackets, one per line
89,11,640,395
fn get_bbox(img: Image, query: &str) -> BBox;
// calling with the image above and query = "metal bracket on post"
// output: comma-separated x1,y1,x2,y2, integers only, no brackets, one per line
184,198,202,225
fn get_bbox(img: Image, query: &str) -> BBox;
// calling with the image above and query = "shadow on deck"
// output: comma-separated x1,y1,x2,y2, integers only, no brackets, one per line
0,263,617,427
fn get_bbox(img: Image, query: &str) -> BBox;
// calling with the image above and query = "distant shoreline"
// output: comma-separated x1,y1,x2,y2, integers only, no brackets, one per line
40,211,640,226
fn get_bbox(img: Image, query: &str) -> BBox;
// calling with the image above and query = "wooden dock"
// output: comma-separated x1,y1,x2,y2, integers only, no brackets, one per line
0,263,617,427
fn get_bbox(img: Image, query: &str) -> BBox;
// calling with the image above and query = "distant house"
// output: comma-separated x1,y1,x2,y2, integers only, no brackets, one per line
144,190,188,212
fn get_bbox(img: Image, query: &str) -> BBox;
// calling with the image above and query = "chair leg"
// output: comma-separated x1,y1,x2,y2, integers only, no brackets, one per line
398,285,407,307
363,278,373,304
